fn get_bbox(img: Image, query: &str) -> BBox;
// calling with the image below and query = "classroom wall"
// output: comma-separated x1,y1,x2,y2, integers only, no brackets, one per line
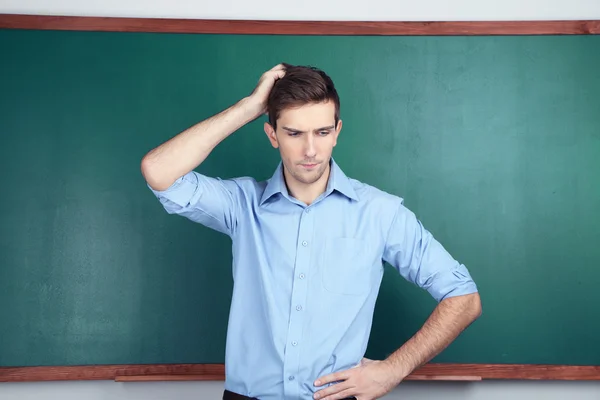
1,0,600,20
1,1,599,399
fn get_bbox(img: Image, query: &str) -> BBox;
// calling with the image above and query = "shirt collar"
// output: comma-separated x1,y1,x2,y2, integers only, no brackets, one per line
260,158,359,206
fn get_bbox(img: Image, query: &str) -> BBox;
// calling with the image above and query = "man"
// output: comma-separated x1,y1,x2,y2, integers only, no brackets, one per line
141,63,481,400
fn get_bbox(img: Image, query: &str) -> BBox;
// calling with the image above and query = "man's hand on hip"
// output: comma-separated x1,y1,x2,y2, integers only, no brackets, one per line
313,357,403,400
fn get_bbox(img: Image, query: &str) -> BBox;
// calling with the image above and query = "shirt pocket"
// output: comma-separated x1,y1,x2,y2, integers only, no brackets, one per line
321,237,374,296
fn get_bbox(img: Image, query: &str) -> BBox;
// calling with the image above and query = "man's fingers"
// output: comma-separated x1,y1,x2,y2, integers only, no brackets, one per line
313,382,354,400
324,388,357,400
314,370,350,386
273,69,286,79
268,64,286,78
259,68,285,86
266,64,285,77
267,66,285,77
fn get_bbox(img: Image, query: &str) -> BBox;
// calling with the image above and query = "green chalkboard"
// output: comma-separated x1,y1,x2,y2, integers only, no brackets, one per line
0,29,599,368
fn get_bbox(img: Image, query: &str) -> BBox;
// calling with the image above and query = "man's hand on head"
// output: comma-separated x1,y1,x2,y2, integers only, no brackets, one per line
247,64,286,118
313,357,404,400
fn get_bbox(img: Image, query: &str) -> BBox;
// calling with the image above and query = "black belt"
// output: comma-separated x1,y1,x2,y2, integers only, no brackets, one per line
223,389,356,399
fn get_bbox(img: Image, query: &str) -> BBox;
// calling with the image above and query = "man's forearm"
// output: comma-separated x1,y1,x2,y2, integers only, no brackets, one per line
384,292,482,380
141,96,260,191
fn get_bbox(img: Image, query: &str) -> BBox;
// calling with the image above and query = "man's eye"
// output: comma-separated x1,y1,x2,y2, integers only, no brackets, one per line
319,131,330,136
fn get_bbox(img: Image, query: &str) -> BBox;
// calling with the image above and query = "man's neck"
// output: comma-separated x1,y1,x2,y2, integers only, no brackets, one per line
283,163,331,206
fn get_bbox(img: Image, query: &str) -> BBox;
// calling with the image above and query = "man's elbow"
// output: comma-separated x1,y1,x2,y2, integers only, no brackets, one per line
467,292,482,321
140,154,155,182
141,155,171,191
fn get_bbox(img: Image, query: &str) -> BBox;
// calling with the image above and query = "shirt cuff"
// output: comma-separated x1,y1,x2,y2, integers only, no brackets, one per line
426,267,479,302
147,173,197,208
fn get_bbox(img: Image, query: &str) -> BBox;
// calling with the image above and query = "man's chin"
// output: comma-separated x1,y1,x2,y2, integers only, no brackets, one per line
294,170,322,185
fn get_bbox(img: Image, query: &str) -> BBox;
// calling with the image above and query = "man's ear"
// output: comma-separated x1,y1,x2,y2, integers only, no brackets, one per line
264,122,279,149
333,119,343,147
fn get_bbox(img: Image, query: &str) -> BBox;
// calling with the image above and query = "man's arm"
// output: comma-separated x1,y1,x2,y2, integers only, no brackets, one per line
141,64,286,191
383,292,481,380
381,201,482,378
314,201,481,400
313,294,481,400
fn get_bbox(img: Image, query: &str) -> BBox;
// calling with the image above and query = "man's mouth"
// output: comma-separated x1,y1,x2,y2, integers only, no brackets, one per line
300,163,318,169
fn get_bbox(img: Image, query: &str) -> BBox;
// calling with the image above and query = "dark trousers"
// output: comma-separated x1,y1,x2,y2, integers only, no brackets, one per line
223,390,258,400
223,389,356,399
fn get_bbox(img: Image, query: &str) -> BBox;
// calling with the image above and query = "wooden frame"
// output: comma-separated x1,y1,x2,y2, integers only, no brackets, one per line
1,363,599,382
0,14,599,35
0,13,599,382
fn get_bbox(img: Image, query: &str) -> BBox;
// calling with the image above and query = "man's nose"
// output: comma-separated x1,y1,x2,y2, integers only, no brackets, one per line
304,135,316,158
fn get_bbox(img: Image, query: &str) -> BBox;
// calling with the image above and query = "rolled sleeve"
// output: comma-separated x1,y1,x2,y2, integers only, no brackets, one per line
383,201,478,302
148,171,242,237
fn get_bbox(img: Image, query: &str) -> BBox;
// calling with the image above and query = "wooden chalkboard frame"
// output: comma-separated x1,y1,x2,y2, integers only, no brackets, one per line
0,13,599,382
1,363,600,382
0,14,599,35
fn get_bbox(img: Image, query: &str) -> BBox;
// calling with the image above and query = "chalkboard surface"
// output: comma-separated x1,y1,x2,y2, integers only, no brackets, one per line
1,29,599,368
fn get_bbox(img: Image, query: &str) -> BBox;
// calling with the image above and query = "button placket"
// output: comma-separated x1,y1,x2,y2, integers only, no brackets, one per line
282,207,315,398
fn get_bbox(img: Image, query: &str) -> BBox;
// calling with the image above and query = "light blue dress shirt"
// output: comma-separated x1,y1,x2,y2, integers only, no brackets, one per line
149,158,478,400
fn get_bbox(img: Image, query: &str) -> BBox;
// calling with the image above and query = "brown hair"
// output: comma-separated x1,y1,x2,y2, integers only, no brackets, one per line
267,63,340,130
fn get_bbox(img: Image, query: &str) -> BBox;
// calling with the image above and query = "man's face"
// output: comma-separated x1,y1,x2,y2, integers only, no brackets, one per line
264,101,341,186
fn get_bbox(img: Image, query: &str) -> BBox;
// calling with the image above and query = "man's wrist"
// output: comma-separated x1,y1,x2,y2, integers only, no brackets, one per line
237,96,264,123
382,356,413,382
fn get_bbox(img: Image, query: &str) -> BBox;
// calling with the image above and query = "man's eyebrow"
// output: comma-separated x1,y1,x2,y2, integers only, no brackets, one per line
281,125,335,133
281,126,303,133
314,125,336,131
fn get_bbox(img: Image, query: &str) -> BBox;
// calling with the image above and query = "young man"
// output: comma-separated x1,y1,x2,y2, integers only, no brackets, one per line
141,64,481,400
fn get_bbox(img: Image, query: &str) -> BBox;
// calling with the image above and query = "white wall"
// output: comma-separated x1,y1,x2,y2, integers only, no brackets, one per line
1,379,600,400
1,0,599,399
1,0,600,20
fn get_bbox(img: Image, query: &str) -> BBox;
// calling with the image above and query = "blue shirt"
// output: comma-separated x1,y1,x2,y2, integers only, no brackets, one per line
149,159,478,400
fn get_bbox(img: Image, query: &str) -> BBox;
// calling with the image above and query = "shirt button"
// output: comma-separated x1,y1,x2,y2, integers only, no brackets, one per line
302,241,308,247
292,341,298,346
296,305,302,311
299,273,305,279
288,375,295,381
305,208,310,213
